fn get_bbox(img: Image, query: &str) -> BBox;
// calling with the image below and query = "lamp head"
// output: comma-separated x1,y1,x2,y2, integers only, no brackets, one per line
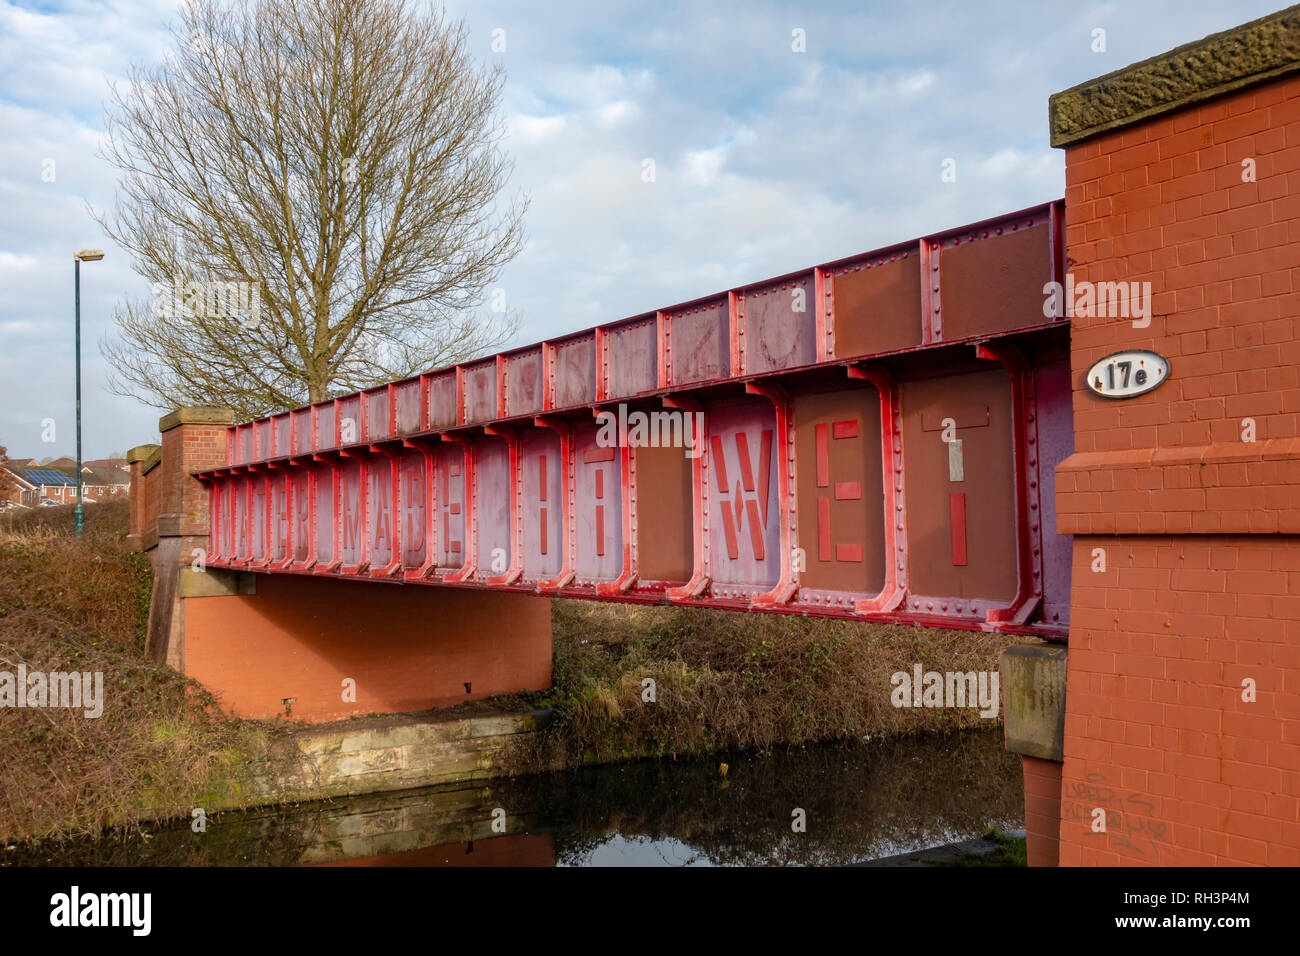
74,249,104,262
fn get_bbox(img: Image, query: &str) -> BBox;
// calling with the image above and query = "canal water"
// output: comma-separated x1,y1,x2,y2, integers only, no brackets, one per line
9,728,1022,867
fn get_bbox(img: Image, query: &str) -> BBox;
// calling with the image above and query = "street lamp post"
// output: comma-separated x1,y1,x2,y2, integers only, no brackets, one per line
72,249,104,535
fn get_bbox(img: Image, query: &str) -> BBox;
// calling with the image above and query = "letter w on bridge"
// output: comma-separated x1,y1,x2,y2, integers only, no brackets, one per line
193,200,1072,639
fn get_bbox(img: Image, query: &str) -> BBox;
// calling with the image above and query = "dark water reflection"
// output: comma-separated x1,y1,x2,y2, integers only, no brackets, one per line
10,728,1023,867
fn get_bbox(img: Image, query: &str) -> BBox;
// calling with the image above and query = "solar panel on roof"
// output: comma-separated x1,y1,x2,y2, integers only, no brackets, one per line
22,469,78,486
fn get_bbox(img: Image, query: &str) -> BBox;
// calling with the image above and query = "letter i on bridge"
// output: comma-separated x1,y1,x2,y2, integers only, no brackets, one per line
814,419,864,565
538,454,548,555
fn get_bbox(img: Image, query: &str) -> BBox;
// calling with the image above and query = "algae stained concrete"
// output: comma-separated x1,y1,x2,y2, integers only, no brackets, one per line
1000,644,1067,761
203,708,552,814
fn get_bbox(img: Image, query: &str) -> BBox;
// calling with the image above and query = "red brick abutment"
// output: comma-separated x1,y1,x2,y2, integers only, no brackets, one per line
1000,6,1300,866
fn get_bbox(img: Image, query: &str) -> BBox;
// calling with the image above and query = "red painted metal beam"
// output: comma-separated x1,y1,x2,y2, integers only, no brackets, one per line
846,363,907,616
191,200,1070,640
745,381,797,607
663,394,710,601
439,433,476,583
534,415,577,591
483,424,523,586
974,341,1045,629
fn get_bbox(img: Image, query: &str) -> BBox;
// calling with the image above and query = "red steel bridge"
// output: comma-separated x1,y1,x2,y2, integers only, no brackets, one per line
194,200,1072,640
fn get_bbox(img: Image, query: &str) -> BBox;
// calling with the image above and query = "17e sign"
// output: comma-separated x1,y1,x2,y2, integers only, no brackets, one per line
1085,349,1171,400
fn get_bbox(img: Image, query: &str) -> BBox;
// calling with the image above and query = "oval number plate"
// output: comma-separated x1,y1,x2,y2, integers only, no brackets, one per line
1085,349,1171,399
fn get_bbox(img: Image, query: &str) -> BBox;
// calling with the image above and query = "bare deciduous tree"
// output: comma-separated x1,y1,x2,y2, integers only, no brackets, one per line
99,0,527,420
0,446,14,503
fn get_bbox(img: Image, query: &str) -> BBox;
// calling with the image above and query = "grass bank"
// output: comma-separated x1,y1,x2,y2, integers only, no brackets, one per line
948,830,1028,867
0,500,274,843
499,598,1020,773
1,500,1023,843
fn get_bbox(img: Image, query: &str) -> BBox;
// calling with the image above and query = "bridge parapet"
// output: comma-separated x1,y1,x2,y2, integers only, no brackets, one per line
189,202,1073,639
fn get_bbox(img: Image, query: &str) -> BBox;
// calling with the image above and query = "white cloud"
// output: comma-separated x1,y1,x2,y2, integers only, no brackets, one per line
896,70,935,95
511,113,567,141
683,145,727,186
597,100,634,126
0,252,39,271
0,0,1288,459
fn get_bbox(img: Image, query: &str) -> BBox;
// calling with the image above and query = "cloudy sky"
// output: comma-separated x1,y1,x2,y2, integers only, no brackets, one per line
0,0,1285,459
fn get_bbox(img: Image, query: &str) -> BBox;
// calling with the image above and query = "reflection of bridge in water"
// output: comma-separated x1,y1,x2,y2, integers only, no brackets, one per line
10,732,1021,867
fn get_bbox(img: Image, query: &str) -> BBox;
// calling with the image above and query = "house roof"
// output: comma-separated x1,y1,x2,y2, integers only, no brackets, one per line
1,466,35,488
18,468,78,486
84,466,129,486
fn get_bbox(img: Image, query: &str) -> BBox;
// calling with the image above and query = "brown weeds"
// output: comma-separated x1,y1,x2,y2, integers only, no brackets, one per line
508,598,1029,772
0,500,1031,842
0,500,260,843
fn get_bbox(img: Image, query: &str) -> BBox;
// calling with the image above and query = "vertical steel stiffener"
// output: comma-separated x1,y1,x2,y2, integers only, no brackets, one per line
197,201,1071,639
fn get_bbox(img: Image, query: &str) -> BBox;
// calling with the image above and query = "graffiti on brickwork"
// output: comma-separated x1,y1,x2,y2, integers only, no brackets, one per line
1062,772,1167,860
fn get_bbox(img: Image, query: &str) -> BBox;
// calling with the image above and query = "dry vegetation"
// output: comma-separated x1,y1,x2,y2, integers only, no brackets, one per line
0,499,267,843
1,498,1025,844
504,598,1024,772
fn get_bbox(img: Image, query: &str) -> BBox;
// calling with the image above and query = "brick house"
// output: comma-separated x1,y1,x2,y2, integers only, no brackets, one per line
2,467,78,506
0,463,130,506
82,460,131,498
